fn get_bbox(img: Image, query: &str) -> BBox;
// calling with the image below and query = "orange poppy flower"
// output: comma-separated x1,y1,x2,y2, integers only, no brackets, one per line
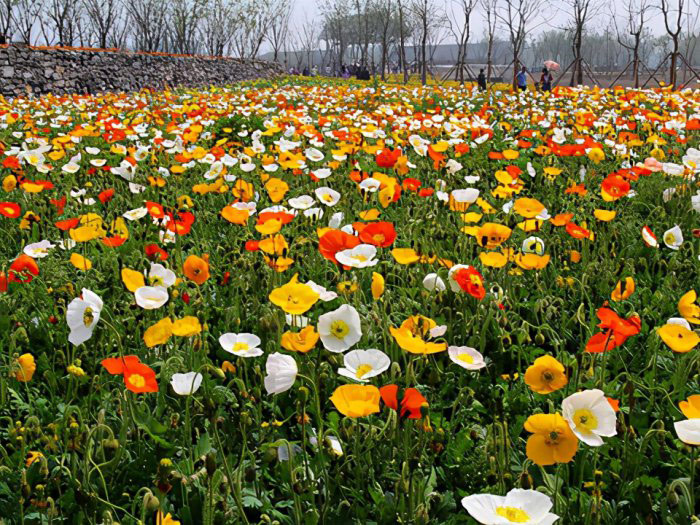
0,202,20,218
318,229,360,264
101,355,141,375
565,222,592,239
123,362,159,393
358,221,396,247
600,175,630,201
183,255,210,285
585,307,641,353
550,213,574,226
8,255,39,283
376,148,401,168
379,385,428,420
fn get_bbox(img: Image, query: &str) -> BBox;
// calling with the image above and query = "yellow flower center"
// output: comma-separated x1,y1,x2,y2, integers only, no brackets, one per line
495,506,530,523
83,307,94,327
355,364,373,379
128,374,146,388
322,194,334,202
233,342,249,352
150,275,164,287
573,409,598,433
457,354,474,364
330,320,350,339
664,232,676,244
351,254,368,262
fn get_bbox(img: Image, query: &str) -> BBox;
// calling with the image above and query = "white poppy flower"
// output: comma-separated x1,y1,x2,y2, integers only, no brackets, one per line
338,349,390,382
359,178,381,193
123,207,148,221
89,159,106,167
674,419,700,445
318,304,362,352
134,286,169,309
429,325,447,338
423,273,446,292
328,211,343,228
311,168,332,179
448,346,486,370
288,195,316,210
662,162,684,176
445,158,463,174
562,389,617,446
692,193,700,213
522,236,545,256
304,207,324,220
170,372,203,396
461,488,558,525
85,147,100,155
315,187,341,206
305,147,325,162
23,240,55,258
148,263,176,288
66,289,103,346
668,317,692,330
335,244,378,268
264,352,298,394
128,182,146,194
218,333,263,357
663,225,683,250
306,281,338,302
450,188,480,205
285,314,309,328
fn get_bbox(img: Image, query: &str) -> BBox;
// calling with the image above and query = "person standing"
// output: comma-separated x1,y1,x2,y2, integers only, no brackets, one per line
477,69,487,91
516,66,527,91
540,67,553,92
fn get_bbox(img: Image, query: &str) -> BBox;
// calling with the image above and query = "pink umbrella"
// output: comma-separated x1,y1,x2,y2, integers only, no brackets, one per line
544,60,560,71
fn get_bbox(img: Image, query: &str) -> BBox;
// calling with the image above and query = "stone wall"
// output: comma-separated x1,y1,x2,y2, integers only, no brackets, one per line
0,44,282,98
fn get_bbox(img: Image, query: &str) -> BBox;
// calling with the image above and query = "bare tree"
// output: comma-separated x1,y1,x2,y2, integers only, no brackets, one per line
0,0,16,43
497,0,548,87
265,0,293,64
563,0,598,85
126,0,169,52
231,0,276,59
83,0,122,48
397,0,409,81
375,0,395,79
410,0,443,84
612,0,650,87
659,0,684,86
481,0,498,82
168,0,205,54
12,0,42,44
446,0,477,83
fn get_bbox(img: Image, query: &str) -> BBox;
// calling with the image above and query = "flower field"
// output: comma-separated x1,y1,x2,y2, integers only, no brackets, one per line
1,78,700,525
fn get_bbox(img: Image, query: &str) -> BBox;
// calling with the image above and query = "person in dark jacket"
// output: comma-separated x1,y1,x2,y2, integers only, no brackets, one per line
477,69,487,91
540,67,553,92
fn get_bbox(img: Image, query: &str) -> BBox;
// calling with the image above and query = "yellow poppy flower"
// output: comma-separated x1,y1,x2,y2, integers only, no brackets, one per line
371,272,385,300
330,384,381,418
524,355,568,394
679,290,700,324
524,413,578,466
658,323,700,352
144,317,174,347
281,326,320,353
172,316,202,337
268,274,320,315
70,253,92,270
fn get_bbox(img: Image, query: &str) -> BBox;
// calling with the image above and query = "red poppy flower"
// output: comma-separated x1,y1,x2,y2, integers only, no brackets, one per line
8,255,39,283
55,217,80,231
402,178,421,192
123,362,159,393
50,195,67,215
101,235,127,247
166,211,195,235
2,156,20,169
453,266,486,300
418,188,434,197
245,240,260,251
318,229,360,264
0,272,7,293
101,355,141,375
427,146,445,170
565,222,591,239
146,201,165,219
358,221,397,248
0,202,21,218
376,148,401,169
585,307,641,353
379,385,428,419
601,175,630,200
145,243,168,261
257,211,295,225
98,188,115,204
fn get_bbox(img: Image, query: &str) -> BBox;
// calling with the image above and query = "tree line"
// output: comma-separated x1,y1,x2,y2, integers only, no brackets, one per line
1,0,699,87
